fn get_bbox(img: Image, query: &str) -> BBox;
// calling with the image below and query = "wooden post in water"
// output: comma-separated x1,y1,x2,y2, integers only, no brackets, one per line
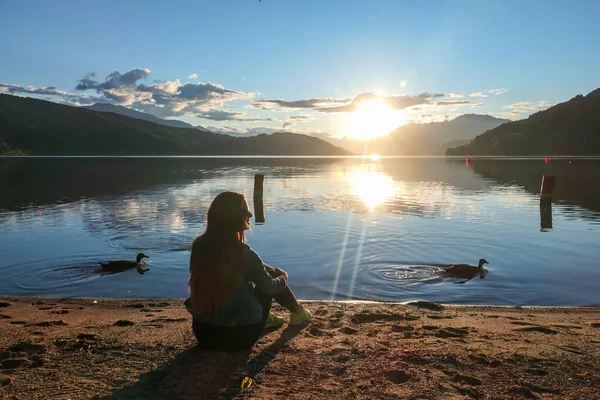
253,174,265,224
540,175,556,203
540,202,553,231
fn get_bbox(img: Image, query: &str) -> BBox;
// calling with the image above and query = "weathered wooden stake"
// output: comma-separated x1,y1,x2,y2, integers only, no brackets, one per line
540,202,553,231
253,174,265,224
540,175,556,203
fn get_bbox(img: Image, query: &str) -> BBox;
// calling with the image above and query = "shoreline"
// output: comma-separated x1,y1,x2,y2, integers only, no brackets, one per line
3,295,600,308
1,296,599,399
3,155,600,159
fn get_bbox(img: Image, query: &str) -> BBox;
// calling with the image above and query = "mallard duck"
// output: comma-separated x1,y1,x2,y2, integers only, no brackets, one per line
100,253,150,275
443,258,489,279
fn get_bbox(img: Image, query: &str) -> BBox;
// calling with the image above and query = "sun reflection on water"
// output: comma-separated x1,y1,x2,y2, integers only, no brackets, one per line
349,167,395,211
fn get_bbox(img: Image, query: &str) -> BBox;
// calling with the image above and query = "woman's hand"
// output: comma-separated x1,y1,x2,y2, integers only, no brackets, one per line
274,268,288,280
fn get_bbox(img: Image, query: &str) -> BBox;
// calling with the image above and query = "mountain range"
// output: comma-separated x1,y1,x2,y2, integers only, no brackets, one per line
0,95,349,156
82,103,201,130
84,103,510,155
2,88,599,156
336,114,510,155
446,89,600,156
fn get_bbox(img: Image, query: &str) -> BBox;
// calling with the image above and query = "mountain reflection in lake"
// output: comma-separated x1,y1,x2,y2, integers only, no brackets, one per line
1,157,599,305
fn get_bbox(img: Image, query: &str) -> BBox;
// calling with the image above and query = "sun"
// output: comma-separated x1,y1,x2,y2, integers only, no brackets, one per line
344,98,405,140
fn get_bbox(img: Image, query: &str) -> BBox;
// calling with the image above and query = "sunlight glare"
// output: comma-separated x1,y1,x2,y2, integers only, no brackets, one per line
344,98,405,140
349,168,395,210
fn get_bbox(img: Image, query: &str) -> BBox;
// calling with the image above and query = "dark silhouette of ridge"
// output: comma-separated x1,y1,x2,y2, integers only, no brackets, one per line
83,103,200,130
446,88,600,156
0,94,350,156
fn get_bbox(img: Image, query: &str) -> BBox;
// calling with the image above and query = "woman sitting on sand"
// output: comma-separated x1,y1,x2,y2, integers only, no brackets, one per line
185,191,312,351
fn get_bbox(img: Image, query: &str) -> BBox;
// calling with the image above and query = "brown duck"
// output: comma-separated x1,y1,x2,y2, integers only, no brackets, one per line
443,258,489,279
100,253,150,275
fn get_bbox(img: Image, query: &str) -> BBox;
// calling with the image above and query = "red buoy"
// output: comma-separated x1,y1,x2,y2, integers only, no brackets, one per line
545,157,550,164
466,157,471,166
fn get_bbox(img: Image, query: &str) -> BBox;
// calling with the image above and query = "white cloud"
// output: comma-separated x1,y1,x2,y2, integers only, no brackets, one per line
188,73,198,80
73,68,254,118
469,92,489,98
0,83,103,106
288,114,314,121
489,88,509,95
207,125,282,136
446,93,464,99
207,124,336,139
504,101,553,111
498,110,523,120
434,100,482,107
195,109,275,122
418,113,461,123
504,102,531,109
500,101,554,120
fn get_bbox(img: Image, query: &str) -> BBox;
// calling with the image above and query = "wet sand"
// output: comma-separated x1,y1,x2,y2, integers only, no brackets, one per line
1,297,599,399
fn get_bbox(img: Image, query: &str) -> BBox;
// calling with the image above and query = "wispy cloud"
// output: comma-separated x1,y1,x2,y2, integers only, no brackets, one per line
282,121,293,129
187,73,198,80
317,92,443,113
489,88,509,95
469,92,489,98
419,113,461,123
207,125,282,136
207,125,335,139
498,110,523,120
195,109,275,122
250,97,350,110
500,100,554,120
251,92,471,114
434,100,482,107
504,101,553,110
0,83,99,105
288,114,314,121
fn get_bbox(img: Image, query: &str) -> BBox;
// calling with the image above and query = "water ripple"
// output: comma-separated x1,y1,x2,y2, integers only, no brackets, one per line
3,256,106,293
107,232,194,252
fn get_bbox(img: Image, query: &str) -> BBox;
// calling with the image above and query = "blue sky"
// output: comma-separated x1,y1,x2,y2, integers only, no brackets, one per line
1,0,599,138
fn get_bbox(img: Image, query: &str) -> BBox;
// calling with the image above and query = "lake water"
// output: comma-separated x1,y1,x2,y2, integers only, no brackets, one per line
1,157,599,306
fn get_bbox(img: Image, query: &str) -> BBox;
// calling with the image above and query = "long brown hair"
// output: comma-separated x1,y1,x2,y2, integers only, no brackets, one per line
189,191,249,316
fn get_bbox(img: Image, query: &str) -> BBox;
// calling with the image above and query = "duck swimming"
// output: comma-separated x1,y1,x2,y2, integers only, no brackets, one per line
100,253,149,275
443,258,489,279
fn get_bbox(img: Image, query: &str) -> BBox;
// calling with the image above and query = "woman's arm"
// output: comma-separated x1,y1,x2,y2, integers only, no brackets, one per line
264,263,288,280
263,263,276,274
244,247,286,295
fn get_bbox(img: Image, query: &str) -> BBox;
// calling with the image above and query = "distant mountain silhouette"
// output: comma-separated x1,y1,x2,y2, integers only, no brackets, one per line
83,103,199,130
338,114,509,155
446,89,600,156
0,94,350,156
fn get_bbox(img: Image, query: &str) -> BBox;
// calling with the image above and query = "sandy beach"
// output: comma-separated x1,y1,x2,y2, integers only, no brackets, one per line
0,297,599,399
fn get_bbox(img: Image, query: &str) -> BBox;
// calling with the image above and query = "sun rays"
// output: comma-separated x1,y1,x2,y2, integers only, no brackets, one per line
331,163,396,299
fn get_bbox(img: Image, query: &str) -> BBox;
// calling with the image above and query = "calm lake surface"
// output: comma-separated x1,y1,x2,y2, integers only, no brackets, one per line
1,157,599,306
